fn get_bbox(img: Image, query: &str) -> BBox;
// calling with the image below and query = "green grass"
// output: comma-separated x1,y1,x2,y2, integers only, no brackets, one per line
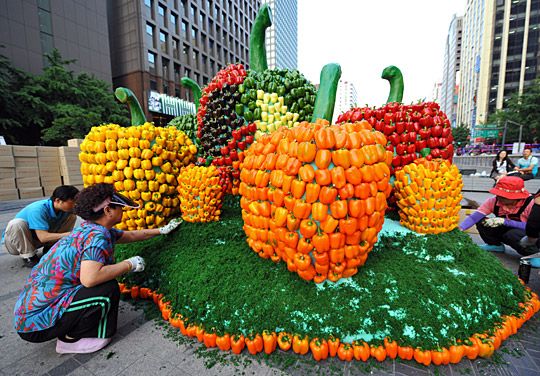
116,196,528,350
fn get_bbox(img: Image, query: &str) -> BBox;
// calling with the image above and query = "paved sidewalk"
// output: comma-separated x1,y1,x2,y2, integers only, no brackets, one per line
0,195,539,375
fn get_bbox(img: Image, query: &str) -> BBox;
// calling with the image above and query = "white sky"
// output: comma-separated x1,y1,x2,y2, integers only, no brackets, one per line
297,0,467,106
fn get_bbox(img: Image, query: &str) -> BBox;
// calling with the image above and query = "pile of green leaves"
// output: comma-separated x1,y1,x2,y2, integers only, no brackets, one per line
116,196,528,350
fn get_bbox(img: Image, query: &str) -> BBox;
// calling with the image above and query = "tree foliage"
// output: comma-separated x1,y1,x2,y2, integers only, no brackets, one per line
0,49,129,146
488,79,540,143
452,123,470,146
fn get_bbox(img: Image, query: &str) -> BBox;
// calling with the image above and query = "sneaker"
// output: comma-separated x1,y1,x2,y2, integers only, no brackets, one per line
480,244,505,253
22,255,39,268
56,337,112,354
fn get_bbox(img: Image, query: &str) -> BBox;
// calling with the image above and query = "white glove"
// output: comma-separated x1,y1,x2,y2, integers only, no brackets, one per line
519,236,538,248
484,217,505,227
126,256,145,272
159,218,183,235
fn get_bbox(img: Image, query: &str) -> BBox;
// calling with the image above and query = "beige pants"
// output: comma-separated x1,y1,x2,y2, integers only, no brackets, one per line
3,215,76,258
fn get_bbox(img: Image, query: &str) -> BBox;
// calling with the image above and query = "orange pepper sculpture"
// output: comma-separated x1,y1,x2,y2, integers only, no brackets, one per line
239,119,392,283
394,158,462,234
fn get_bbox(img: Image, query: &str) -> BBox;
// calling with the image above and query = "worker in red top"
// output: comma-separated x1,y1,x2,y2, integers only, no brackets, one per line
459,176,537,255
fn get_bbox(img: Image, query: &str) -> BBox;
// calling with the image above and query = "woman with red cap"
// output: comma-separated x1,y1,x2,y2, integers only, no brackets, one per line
459,176,538,255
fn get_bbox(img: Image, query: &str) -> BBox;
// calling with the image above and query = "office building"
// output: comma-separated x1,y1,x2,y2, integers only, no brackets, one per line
333,80,358,123
457,0,539,128
0,0,112,82
260,0,297,69
432,82,443,104
441,15,462,127
108,0,260,125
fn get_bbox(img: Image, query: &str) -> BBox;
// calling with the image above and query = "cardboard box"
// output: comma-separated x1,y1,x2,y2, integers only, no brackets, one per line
40,175,62,187
38,157,61,177
36,146,59,158
16,167,40,178
0,189,19,201
43,185,57,196
14,156,38,167
0,168,15,179
0,145,13,156
0,178,16,189
67,139,84,148
0,156,15,168
62,174,83,185
12,145,37,157
16,177,41,189
18,187,44,199
58,146,80,157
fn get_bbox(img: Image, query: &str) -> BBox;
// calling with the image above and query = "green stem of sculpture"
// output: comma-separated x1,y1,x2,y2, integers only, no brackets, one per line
249,5,272,72
311,64,342,123
114,87,146,126
381,65,404,103
180,77,202,112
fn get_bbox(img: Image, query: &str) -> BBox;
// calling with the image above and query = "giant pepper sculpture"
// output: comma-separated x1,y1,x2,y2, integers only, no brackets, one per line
394,158,463,234
177,165,223,222
79,88,196,230
239,64,392,283
337,66,454,173
197,5,316,185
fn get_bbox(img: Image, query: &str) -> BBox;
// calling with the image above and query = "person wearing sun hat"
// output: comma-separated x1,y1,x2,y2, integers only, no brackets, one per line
459,176,538,255
13,183,182,354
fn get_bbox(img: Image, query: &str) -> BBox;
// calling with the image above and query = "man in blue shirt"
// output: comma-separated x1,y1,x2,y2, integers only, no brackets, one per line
3,185,79,267
515,147,538,181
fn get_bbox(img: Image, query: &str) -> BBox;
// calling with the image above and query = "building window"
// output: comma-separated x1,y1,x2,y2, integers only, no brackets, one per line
172,38,179,59
193,50,199,67
159,31,167,53
170,13,177,30
158,4,165,17
181,0,187,16
199,13,205,27
191,27,197,41
184,68,191,78
162,58,169,80
194,72,200,84
209,39,214,52
182,21,188,36
148,52,156,73
174,64,181,83
150,79,158,91
144,0,152,8
146,23,153,36
191,5,196,18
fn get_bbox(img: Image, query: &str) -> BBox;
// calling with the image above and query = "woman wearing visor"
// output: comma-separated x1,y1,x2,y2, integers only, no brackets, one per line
13,183,181,354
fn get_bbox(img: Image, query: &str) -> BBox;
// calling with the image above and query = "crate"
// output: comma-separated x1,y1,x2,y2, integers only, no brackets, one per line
16,166,40,178
0,156,15,168
0,168,15,179
38,156,61,177
18,187,44,199
16,177,41,189
0,189,19,201
0,145,13,156
0,178,16,189
67,139,84,148
40,175,62,187
14,156,38,168
12,145,37,157
62,174,83,185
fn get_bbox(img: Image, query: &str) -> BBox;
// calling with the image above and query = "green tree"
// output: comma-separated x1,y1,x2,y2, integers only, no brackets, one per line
489,79,540,143
0,49,130,146
0,53,47,144
452,123,470,146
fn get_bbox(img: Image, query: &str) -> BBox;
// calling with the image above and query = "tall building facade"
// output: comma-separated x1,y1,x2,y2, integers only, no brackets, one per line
441,15,462,127
457,0,539,128
108,0,260,125
260,0,297,69
332,80,358,123
0,0,112,82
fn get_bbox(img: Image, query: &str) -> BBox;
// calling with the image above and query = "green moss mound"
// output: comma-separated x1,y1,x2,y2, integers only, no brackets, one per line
116,196,528,350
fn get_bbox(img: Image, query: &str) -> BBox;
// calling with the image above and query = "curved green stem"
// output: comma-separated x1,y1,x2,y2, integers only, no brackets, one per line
310,63,342,123
249,5,272,72
381,65,404,103
180,77,202,112
114,87,146,125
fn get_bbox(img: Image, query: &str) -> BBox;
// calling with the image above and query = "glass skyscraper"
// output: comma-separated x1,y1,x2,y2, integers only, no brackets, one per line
261,0,298,70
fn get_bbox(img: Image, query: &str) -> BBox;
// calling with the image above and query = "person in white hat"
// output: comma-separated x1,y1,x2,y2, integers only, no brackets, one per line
13,183,181,354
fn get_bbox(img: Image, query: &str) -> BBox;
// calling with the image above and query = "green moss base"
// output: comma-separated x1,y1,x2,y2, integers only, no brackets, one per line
116,196,529,350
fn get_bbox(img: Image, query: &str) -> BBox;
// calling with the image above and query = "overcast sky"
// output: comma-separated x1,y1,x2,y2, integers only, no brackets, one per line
297,0,467,107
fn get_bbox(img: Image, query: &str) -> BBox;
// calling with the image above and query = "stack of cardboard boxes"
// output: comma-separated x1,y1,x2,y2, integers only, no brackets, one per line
0,146,18,201
0,143,84,201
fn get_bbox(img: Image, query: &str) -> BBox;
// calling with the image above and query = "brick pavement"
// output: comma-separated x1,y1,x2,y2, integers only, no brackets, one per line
0,195,539,375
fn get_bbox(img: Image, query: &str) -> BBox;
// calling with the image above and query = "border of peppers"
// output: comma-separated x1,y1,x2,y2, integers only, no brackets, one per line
118,281,540,365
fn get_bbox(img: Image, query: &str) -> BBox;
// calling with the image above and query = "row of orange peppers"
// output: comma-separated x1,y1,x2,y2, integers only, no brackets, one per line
119,282,540,365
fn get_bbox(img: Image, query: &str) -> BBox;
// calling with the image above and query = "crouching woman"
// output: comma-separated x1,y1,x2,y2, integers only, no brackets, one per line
13,183,181,354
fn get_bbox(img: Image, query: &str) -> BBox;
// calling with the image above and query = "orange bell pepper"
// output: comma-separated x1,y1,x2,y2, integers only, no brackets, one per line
353,341,370,361
262,330,277,354
310,338,329,361
328,336,340,357
277,332,292,351
216,333,231,351
245,333,264,355
203,331,217,348
337,343,354,361
292,334,309,355
231,334,245,354
299,219,317,239
384,338,398,359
